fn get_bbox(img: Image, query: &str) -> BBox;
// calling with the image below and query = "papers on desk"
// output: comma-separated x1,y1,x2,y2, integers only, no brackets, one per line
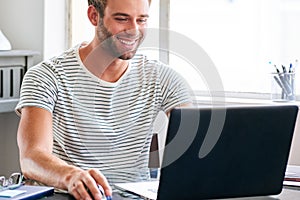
115,180,159,200
284,165,300,187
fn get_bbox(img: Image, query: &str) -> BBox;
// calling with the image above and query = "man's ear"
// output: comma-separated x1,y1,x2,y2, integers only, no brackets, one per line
87,5,99,26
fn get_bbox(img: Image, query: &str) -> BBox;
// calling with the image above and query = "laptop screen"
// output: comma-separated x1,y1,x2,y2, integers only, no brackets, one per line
158,105,298,199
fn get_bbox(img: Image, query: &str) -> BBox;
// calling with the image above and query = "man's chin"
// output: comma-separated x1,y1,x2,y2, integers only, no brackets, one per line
118,50,137,60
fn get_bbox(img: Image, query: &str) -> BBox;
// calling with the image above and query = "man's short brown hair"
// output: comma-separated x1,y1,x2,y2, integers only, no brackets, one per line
88,0,151,17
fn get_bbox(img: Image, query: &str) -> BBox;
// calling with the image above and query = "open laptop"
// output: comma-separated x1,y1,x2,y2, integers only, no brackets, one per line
115,105,298,199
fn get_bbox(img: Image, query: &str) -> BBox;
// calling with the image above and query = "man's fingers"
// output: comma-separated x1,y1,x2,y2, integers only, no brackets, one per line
88,169,113,197
67,168,111,200
69,180,92,200
84,181,103,200
71,190,81,200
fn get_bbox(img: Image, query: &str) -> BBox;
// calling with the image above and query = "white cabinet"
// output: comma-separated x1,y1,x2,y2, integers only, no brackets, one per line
0,50,38,113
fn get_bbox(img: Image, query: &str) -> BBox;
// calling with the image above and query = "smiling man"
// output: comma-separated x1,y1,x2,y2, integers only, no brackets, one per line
15,0,192,199
95,0,149,60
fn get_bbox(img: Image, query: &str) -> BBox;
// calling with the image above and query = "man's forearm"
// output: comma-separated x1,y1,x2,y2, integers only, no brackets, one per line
20,150,79,191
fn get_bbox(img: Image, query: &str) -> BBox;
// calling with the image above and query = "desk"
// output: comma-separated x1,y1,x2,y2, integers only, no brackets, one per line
272,187,300,199
45,187,300,200
45,192,125,200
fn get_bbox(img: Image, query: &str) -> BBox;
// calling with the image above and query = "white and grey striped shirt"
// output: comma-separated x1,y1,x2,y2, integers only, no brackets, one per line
16,44,191,188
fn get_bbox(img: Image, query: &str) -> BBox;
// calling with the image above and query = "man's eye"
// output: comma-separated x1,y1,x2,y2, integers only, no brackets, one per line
115,18,128,22
138,18,148,24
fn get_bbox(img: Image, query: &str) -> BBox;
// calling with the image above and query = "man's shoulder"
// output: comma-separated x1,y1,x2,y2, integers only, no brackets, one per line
129,54,181,84
49,45,79,65
29,46,80,73
131,53,170,70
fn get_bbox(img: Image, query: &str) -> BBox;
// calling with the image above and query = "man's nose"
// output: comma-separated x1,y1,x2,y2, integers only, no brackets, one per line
125,21,140,36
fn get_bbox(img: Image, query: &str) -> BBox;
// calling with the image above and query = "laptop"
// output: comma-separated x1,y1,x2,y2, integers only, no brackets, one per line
115,105,298,199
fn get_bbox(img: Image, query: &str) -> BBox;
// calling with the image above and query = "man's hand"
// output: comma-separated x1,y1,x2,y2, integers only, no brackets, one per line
67,168,112,200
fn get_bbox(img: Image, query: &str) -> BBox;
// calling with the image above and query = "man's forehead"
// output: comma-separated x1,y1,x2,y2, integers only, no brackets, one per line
105,0,150,13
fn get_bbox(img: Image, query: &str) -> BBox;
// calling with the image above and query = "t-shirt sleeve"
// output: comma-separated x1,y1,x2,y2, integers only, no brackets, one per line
15,62,58,116
158,64,193,112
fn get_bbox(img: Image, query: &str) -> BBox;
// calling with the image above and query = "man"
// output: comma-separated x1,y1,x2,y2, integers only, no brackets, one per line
15,0,191,199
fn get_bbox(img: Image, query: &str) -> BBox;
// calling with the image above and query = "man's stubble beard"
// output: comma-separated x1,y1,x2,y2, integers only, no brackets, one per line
96,19,144,60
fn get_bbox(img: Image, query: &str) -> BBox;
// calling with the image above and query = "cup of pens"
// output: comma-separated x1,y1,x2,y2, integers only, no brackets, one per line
270,63,296,102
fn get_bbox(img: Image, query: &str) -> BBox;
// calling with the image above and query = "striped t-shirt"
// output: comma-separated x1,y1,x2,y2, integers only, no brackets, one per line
15,45,191,187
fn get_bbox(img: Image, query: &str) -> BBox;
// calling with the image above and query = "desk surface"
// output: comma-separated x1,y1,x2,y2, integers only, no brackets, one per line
45,187,300,200
274,187,300,199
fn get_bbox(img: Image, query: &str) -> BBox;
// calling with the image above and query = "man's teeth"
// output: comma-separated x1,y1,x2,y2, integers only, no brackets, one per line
119,39,135,45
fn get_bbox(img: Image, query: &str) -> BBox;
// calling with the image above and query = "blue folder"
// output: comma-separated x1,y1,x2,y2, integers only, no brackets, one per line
0,185,54,200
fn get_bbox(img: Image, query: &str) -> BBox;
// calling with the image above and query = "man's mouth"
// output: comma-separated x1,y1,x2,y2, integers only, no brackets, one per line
117,37,138,46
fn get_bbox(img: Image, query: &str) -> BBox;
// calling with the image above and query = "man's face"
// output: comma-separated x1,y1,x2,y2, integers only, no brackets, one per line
96,0,149,60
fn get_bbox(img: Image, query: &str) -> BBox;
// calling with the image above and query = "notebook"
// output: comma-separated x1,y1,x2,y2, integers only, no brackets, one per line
0,185,54,200
115,105,298,199
283,165,300,187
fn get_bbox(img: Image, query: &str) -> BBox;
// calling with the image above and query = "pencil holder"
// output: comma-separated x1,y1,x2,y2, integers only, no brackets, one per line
270,72,295,102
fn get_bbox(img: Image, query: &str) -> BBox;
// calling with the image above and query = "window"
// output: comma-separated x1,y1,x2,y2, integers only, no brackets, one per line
69,0,300,97
168,0,300,95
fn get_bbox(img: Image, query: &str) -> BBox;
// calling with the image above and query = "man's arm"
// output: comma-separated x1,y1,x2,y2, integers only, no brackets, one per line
166,102,193,117
17,106,112,200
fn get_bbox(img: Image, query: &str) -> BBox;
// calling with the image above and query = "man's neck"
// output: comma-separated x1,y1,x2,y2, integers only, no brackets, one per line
79,41,129,83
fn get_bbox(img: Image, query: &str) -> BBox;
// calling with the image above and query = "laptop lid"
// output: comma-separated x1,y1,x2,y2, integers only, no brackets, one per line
157,105,298,199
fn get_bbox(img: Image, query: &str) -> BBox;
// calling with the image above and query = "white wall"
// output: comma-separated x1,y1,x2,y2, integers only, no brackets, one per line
0,0,44,63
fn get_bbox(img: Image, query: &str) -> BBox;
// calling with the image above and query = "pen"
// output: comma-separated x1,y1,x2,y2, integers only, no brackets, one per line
282,65,287,73
278,73,293,98
281,64,291,84
273,76,285,98
289,63,293,73
273,64,280,73
288,63,295,96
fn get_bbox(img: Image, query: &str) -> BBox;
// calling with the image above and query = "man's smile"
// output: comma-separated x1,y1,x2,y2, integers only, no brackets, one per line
117,36,139,47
